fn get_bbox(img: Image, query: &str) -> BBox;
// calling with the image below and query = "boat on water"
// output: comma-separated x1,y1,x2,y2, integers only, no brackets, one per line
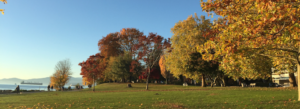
20,81,43,85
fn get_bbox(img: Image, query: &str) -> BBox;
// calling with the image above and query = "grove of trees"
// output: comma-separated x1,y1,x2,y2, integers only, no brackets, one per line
78,0,300,100
79,28,170,90
198,0,300,100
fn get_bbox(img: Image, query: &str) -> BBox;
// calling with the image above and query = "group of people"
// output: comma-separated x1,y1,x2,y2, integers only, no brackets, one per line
47,85,85,91
47,85,54,91
76,85,83,90
14,84,85,93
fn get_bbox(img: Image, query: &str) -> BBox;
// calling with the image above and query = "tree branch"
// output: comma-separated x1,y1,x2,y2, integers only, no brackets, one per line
257,53,298,63
270,22,286,40
249,47,298,54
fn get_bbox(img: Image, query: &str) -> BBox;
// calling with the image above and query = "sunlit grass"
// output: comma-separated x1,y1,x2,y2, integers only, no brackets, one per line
0,83,299,109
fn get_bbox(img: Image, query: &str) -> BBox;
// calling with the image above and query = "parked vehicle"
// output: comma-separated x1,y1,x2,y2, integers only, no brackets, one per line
274,83,282,87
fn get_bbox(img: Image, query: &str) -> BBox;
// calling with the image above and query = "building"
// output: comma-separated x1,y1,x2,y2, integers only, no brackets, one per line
271,68,298,86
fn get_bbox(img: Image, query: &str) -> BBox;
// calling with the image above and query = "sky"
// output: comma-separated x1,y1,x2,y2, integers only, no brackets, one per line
0,0,219,79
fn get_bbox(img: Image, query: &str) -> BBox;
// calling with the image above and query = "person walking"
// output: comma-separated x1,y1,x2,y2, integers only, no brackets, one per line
47,85,50,91
15,85,20,94
51,85,53,91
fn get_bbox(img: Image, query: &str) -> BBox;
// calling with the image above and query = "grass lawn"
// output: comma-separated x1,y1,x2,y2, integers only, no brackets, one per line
0,83,299,109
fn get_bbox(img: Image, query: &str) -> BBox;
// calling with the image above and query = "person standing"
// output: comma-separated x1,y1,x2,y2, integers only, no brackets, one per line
47,85,50,91
51,85,53,91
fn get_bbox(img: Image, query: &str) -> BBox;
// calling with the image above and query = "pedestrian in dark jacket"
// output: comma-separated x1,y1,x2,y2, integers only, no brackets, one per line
47,85,50,91
15,85,20,94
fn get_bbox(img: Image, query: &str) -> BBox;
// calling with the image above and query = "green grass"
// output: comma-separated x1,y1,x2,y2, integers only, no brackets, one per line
0,83,299,109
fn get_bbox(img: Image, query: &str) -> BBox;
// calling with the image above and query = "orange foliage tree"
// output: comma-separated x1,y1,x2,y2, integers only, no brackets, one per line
159,55,171,84
98,32,122,58
98,28,146,82
82,77,93,86
78,53,105,91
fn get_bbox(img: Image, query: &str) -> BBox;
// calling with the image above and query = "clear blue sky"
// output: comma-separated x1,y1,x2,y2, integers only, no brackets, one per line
0,0,218,79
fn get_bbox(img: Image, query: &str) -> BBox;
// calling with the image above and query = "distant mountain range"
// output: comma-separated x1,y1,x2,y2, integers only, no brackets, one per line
0,77,83,86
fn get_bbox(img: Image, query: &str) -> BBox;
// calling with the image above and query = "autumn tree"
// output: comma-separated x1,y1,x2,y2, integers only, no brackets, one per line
185,52,223,87
79,53,105,92
159,54,171,84
98,28,145,81
105,52,134,82
103,56,118,82
118,28,144,54
118,28,146,80
0,0,6,15
50,59,72,91
272,57,297,87
98,32,122,58
165,14,213,87
82,77,93,86
136,33,170,90
199,0,300,100
139,67,161,81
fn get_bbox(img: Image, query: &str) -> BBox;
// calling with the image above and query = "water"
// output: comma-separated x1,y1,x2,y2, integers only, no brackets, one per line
0,84,88,91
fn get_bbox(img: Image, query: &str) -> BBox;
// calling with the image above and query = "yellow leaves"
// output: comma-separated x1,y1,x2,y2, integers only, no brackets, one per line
0,9,4,15
263,17,267,22
0,0,7,4
0,0,6,15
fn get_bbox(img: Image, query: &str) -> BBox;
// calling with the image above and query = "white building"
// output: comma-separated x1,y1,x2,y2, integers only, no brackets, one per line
271,68,298,86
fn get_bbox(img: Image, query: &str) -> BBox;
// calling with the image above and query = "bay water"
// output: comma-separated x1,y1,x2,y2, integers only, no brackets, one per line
0,84,88,91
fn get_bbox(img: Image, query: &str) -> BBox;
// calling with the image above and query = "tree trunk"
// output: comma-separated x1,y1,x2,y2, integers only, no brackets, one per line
211,78,217,87
202,74,206,87
93,75,95,92
123,76,126,83
130,75,132,83
298,62,300,101
297,45,300,101
166,78,168,85
146,68,150,90
289,73,297,87
222,78,226,87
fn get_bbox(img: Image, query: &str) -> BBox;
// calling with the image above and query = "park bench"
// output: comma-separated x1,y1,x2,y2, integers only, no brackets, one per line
250,83,256,87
